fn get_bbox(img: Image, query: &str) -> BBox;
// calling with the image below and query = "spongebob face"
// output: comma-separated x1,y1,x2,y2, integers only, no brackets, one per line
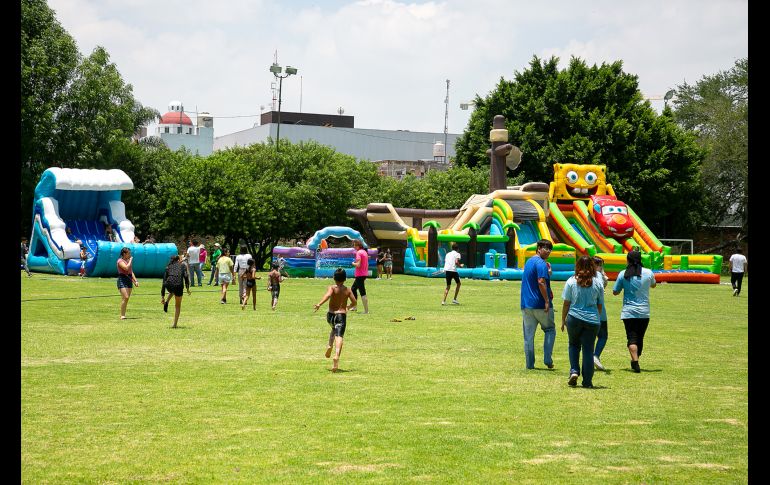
551,163,609,201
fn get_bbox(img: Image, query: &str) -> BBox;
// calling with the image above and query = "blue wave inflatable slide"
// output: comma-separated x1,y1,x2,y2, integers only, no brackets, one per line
26,168,177,277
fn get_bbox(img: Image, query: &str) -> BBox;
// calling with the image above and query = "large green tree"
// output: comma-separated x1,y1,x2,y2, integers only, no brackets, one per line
20,0,158,237
454,56,706,237
148,140,383,268
21,0,78,235
671,58,748,239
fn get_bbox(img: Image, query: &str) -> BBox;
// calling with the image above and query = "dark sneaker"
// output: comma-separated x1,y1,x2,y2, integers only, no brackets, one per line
546,363,554,369
631,360,641,373
163,300,169,313
568,373,578,387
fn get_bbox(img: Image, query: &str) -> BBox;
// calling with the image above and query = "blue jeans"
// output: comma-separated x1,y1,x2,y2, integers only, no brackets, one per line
522,307,555,369
594,320,608,358
566,314,600,387
189,262,203,286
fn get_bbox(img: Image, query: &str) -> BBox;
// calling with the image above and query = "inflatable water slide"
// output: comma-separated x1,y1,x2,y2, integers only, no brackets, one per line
26,168,177,277
271,226,377,278
546,163,722,283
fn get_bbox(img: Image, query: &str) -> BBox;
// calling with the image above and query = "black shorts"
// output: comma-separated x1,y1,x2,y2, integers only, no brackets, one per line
327,312,347,337
246,279,255,288
445,271,460,286
117,274,133,289
351,276,367,297
622,318,650,346
270,284,280,299
165,284,184,297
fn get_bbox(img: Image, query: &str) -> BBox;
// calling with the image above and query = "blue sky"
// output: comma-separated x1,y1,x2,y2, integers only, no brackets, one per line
47,0,748,138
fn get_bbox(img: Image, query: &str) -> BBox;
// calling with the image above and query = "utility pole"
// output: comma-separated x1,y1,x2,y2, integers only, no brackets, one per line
444,79,450,163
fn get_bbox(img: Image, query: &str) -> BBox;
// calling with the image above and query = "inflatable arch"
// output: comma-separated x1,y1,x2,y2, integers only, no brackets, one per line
26,168,177,277
273,226,377,278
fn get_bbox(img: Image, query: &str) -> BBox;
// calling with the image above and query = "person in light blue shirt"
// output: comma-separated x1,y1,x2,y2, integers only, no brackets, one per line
612,250,656,373
592,256,609,371
520,239,555,370
561,256,604,388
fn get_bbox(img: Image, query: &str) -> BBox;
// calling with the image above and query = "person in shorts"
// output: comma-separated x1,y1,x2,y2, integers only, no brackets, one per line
313,268,357,373
267,262,282,311
383,248,393,279
441,243,463,305
240,258,258,310
116,247,139,320
161,254,191,328
216,247,235,304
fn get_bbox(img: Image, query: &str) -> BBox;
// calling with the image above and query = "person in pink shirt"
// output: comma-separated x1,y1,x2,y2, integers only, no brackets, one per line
350,239,370,314
199,244,208,281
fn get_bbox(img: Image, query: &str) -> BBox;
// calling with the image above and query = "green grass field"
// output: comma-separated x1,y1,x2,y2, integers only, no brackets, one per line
21,272,748,483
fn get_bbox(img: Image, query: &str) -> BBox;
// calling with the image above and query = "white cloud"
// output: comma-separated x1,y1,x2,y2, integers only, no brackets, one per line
46,0,748,136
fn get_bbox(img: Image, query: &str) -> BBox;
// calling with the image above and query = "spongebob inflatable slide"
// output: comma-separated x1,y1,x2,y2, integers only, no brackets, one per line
347,163,721,283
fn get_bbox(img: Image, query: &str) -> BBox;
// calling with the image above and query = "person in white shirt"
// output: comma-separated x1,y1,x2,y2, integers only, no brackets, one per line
728,247,748,297
234,245,254,301
441,243,463,305
186,239,203,286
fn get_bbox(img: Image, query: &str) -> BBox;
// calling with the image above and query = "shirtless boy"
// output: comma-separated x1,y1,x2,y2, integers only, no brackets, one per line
313,268,357,372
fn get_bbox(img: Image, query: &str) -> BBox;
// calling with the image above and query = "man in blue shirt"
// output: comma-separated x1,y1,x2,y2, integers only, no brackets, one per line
520,239,555,369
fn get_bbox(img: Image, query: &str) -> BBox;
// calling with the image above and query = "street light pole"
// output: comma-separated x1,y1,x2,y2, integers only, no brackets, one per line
269,62,298,151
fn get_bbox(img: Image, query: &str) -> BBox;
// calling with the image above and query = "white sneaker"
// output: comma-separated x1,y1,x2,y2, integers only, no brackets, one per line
568,373,578,387
593,355,605,371
452,300,460,305
441,301,446,305
733,288,738,296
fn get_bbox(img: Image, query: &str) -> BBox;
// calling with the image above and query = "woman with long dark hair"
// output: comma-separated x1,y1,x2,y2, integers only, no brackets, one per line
161,254,191,328
612,250,657,373
241,258,258,310
116,247,138,320
560,256,604,388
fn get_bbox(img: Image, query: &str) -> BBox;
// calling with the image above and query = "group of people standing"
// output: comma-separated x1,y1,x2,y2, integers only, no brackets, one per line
520,239,656,388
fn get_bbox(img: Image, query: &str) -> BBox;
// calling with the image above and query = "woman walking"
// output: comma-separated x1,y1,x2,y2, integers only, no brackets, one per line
560,256,604,388
241,258,258,310
216,247,235,303
116,247,139,320
161,254,191,328
612,250,656,373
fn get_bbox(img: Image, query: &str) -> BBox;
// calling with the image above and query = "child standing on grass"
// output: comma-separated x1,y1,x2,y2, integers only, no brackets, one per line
268,262,282,311
241,258,258,310
313,268,357,373
216,247,235,304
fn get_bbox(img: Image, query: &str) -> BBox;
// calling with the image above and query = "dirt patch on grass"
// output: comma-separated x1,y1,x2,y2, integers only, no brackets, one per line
685,463,731,470
320,463,400,474
705,418,743,427
523,453,582,465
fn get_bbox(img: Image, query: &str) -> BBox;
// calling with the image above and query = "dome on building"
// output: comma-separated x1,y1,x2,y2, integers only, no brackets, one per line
159,111,193,125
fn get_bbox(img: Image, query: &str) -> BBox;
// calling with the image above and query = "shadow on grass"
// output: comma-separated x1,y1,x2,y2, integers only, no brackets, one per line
330,368,352,374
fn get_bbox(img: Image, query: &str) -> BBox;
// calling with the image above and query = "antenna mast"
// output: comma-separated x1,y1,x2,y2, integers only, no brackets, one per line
444,79,450,163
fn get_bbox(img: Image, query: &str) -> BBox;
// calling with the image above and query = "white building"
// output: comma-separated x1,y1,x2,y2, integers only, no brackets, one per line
147,100,214,156
213,110,459,165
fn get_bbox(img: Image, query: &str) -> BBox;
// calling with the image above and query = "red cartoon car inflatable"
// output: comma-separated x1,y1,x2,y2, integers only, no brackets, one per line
590,195,634,239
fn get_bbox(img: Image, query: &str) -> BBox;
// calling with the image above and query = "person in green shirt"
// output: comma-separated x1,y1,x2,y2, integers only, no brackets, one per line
208,243,223,286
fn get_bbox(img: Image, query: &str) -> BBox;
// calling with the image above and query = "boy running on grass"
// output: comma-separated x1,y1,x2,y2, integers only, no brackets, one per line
267,262,282,311
313,268,357,373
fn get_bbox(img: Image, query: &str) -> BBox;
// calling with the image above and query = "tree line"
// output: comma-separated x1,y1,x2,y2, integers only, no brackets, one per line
21,0,748,268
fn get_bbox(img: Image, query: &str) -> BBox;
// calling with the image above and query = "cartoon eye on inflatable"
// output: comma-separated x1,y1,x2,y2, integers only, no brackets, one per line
585,172,598,185
602,206,617,215
566,171,579,183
